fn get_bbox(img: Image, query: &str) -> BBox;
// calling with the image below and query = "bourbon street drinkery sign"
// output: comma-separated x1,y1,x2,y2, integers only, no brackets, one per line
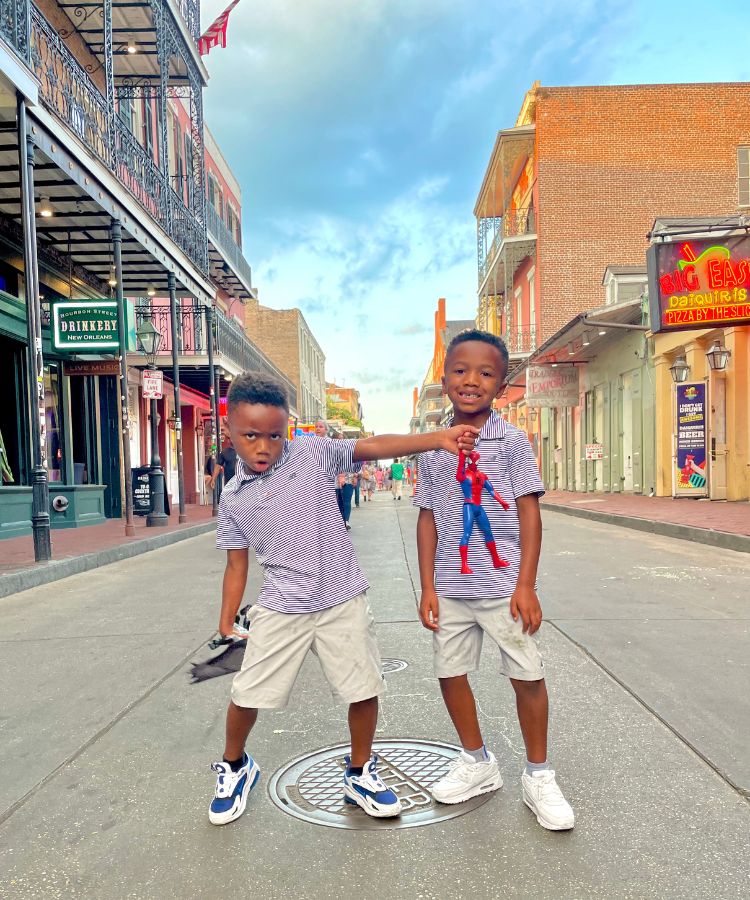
647,234,750,332
52,300,119,353
674,382,707,497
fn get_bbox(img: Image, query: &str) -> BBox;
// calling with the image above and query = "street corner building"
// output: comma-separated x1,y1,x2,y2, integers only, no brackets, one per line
0,0,297,549
472,81,750,502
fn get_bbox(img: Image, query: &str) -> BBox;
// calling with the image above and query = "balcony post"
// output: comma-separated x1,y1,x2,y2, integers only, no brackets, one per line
103,0,116,163
168,272,187,523
111,220,136,536
204,304,218,516
17,95,51,562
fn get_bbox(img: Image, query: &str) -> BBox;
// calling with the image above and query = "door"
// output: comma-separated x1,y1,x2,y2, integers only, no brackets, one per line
621,373,633,492
709,375,728,500
565,407,576,490
631,370,643,493
99,375,122,518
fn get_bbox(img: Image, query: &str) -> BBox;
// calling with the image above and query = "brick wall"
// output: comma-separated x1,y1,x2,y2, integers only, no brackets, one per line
244,299,301,396
535,83,750,339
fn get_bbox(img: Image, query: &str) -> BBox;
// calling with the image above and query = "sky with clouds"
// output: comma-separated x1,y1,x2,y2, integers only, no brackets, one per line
201,0,750,433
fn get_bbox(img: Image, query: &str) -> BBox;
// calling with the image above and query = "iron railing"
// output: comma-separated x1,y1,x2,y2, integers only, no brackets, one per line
176,0,200,40
29,5,208,273
0,0,30,60
206,203,254,290
478,208,536,285
136,302,298,410
505,328,538,355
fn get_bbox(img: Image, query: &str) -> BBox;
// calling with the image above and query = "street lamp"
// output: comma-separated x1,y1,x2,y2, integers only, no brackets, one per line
136,320,168,527
706,340,731,371
529,408,538,423
518,412,527,427
669,354,690,384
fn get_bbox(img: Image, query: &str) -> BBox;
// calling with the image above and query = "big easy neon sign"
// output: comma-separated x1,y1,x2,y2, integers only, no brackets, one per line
647,233,750,332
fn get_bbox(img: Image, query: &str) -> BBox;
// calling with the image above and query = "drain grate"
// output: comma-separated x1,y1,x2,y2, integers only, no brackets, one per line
381,657,409,674
268,739,494,829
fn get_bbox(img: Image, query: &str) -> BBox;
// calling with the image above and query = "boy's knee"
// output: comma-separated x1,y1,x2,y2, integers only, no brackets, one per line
510,677,546,694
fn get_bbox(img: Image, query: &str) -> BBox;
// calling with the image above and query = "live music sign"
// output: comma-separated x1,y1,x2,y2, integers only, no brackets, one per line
647,233,750,332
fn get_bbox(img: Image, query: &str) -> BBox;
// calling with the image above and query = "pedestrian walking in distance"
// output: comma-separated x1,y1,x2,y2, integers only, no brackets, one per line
391,457,405,500
414,329,574,831
209,371,478,825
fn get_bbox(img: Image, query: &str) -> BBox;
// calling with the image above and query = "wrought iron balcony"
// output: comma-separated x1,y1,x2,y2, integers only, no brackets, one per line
28,4,208,274
135,302,298,410
505,328,538,356
478,208,536,286
206,203,254,292
0,0,30,60
176,0,201,40
503,207,535,237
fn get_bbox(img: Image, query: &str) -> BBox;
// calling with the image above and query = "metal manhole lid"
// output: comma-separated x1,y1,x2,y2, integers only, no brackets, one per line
268,739,494,830
381,657,408,674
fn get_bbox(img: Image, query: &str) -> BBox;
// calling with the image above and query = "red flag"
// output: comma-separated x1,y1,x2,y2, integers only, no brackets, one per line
198,0,241,57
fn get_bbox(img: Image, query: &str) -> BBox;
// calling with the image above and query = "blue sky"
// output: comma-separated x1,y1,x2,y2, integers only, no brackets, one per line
201,0,750,433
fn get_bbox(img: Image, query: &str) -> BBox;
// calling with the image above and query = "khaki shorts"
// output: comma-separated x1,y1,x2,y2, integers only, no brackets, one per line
433,595,544,682
231,593,385,709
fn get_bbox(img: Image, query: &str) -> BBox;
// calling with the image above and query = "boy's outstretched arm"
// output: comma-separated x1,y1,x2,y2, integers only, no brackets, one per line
417,508,440,632
511,494,543,634
219,548,249,638
353,425,478,462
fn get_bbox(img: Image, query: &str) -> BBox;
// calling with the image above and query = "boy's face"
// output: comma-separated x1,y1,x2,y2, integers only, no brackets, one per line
227,402,288,474
442,340,507,416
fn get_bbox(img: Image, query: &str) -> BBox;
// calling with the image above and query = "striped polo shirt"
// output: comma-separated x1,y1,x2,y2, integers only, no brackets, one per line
216,436,368,614
414,411,544,599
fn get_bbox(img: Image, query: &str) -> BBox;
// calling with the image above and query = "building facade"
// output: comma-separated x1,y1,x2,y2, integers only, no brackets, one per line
0,0,292,540
245,299,326,423
475,82,750,497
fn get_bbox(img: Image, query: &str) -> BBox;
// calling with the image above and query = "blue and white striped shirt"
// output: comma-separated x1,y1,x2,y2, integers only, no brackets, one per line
414,411,544,599
216,437,368,614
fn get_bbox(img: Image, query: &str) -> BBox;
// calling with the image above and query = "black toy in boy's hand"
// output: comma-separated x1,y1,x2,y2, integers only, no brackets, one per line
209,604,251,649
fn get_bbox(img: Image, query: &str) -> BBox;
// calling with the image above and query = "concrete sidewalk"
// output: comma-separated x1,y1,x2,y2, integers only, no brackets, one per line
0,504,216,598
541,490,750,553
1,501,748,899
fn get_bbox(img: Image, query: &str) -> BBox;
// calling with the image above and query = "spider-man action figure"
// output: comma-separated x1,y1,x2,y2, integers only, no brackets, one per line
456,450,510,575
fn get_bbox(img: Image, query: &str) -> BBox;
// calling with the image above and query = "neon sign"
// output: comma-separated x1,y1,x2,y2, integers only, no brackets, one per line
647,234,750,332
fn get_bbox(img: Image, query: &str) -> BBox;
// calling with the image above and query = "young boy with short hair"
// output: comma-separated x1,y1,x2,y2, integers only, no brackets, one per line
414,329,574,830
209,371,477,825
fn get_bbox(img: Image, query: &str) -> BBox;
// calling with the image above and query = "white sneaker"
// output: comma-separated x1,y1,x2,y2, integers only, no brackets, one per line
431,750,503,804
521,769,575,830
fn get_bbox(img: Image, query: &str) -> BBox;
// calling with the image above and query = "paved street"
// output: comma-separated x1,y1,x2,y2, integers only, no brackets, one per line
1,497,748,899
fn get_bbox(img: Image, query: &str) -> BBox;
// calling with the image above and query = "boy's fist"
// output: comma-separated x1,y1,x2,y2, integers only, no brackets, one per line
419,590,440,631
441,424,480,455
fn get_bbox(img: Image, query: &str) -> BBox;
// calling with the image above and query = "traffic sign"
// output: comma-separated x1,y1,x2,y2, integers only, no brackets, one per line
142,369,163,399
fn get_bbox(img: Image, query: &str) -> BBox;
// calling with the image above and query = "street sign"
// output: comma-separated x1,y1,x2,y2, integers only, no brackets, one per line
142,369,163,399
52,300,119,352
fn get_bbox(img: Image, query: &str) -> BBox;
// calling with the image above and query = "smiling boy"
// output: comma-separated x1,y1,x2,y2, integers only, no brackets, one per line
208,372,477,825
414,329,574,831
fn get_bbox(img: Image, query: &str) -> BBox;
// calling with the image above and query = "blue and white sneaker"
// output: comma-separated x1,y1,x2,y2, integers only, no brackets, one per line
343,755,403,818
208,753,260,825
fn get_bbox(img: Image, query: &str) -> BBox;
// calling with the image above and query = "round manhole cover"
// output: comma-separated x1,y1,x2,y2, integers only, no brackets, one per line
381,658,408,674
268,739,494,829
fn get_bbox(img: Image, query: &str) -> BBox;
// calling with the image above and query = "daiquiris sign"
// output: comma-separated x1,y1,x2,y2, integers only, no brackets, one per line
52,300,119,352
647,234,750,332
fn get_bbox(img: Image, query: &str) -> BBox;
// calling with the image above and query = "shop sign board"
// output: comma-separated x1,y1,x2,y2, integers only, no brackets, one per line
52,300,119,352
647,233,750,333
526,365,579,407
674,382,707,497
63,360,121,376
585,443,604,460
132,466,151,516
142,369,163,400
288,423,316,440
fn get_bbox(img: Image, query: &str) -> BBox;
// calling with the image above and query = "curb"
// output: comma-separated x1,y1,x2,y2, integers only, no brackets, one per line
540,502,750,554
0,521,217,599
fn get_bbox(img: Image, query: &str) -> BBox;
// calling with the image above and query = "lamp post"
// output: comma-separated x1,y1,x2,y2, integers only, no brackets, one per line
136,320,168,527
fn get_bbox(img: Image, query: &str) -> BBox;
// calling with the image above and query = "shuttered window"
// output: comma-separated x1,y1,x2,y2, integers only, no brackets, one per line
739,147,750,207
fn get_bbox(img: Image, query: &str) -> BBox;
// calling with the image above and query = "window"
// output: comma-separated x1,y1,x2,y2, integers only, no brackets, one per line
142,97,154,159
527,266,537,349
118,96,135,133
738,147,750,207
514,286,523,350
183,132,194,206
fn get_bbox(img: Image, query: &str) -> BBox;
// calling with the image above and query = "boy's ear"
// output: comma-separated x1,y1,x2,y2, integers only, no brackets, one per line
495,381,508,399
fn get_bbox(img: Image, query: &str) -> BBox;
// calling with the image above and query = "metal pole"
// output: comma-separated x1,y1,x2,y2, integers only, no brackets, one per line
146,369,168,527
168,273,187,523
17,96,51,561
111,220,135,536
214,367,223,500
205,304,218,516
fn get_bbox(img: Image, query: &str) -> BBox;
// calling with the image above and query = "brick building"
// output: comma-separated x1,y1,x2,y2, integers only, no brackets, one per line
475,81,750,374
244,300,326,423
